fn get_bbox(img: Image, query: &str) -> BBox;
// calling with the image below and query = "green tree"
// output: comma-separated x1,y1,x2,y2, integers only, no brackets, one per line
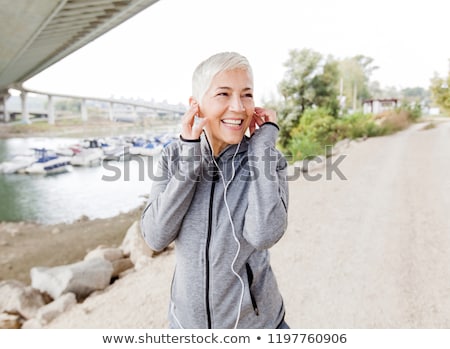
430,72,450,115
401,87,428,101
311,56,340,117
276,48,340,147
338,55,378,110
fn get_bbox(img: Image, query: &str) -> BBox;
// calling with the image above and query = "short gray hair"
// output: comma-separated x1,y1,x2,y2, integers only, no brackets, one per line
192,52,253,102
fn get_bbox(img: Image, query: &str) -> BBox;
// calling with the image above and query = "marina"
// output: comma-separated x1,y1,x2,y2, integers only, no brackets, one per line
0,133,176,224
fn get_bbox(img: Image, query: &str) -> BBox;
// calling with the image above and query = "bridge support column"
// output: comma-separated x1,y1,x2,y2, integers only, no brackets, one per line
81,98,88,121
48,95,55,124
108,102,114,121
20,91,30,124
1,92,10,122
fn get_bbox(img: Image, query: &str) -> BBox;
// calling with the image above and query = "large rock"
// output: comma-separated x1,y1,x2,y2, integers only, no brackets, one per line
120,221,156,270
21,318,42,329
36,292,77,324
21,293,77,329
30,258,113,300
0,280,45,319
0,312,21,329
84,246,123,262
84,246,132,277
111,258,134,277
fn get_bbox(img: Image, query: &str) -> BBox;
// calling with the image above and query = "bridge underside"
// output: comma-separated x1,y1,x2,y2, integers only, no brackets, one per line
0,0,159,94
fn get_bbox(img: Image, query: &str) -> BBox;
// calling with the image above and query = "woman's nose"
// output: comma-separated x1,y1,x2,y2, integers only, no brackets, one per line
229,95,245,112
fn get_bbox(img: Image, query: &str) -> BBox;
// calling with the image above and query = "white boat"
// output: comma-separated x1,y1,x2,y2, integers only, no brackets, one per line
103,144,131,161
154,132,177,148
70,139,104,166
24,148,72,175
71,148,104,166
0,154,36,174
129,138,163,157
138,142,163,156
55,144,81,157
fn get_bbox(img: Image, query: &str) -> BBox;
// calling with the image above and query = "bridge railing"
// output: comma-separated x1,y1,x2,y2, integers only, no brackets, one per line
0,86,185,125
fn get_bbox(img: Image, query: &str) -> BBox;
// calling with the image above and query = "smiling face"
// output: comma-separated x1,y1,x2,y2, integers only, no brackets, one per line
198,68,255,155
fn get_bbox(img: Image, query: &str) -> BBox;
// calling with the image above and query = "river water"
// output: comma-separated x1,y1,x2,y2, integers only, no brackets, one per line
0,137,157,224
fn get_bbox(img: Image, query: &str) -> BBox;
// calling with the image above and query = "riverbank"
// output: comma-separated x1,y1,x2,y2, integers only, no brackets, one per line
0,116,181,139
0,205,143,284
0,117,177,283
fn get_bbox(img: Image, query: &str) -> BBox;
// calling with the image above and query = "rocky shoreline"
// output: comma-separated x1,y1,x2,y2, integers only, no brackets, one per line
0,206,143,285
0,211,173,329
0,119,160,285
0,120,173,329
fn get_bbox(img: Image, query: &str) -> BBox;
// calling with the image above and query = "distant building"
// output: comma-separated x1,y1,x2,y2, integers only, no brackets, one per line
363,98,398,114
428,107,440,116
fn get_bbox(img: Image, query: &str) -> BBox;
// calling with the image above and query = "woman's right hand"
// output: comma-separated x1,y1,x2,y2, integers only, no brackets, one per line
181,102,208,140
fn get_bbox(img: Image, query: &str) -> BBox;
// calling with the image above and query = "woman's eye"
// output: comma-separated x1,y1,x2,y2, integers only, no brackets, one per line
217,92,229,97
243,93,253,98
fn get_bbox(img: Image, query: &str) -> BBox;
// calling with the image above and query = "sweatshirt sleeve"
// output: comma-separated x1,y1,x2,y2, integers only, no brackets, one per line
140,139,202,251
243,123,289,250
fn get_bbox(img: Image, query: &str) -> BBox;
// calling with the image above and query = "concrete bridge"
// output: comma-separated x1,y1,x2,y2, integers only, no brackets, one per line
4,87,185,124
0,0,162,124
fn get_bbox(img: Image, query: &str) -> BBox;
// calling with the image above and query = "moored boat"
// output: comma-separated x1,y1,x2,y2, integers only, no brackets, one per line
71,139,104,166
0,154,36,174
24,148,72,175
129,137,163,157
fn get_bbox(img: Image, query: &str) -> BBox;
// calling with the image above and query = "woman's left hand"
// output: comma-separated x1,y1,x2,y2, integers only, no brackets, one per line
248,107,277,136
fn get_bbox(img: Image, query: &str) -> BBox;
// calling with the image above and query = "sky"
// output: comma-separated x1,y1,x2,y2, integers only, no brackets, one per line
23,0,450,105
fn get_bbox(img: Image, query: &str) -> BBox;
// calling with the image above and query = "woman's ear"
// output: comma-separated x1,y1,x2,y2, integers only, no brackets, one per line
189,96,203,117
189,96,197,107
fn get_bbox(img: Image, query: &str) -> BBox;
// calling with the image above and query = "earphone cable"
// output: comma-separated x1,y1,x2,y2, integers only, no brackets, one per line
211,141,244,329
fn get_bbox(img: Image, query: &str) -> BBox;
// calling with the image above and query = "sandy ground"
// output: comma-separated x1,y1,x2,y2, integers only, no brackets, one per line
0,207,142,284
2,117,450,328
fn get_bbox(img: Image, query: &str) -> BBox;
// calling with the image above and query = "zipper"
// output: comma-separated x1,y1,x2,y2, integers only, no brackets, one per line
245,263,259,316
205,166,219,329
204,136,239,328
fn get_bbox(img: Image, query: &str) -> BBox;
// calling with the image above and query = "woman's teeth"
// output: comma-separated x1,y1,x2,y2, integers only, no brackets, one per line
222,119,242,125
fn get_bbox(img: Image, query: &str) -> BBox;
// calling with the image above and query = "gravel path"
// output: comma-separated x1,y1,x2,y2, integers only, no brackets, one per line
46,119,450,328
272,118,450,328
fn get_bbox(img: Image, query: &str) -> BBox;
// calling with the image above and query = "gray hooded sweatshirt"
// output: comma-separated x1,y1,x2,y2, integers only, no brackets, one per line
141,123,289,329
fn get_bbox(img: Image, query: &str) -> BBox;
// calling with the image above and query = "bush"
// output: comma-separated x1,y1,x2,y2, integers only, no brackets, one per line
286,135,323,160
340,112,384,138
373,109,412,135
283,106,419,161
401,103,422,121
286,108,339,160
285,108,384,160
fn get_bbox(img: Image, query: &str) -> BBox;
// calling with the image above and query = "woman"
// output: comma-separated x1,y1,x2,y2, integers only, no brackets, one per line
141,52,289,329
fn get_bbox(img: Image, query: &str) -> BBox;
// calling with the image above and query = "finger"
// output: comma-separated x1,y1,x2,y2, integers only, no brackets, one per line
265,109,277,123
254,107,267,122
249,117,256,135
254,106,264,115
254,107,276,123
182,104,198,126
181,104,199,138
254,113,265,127
191,117,208,139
